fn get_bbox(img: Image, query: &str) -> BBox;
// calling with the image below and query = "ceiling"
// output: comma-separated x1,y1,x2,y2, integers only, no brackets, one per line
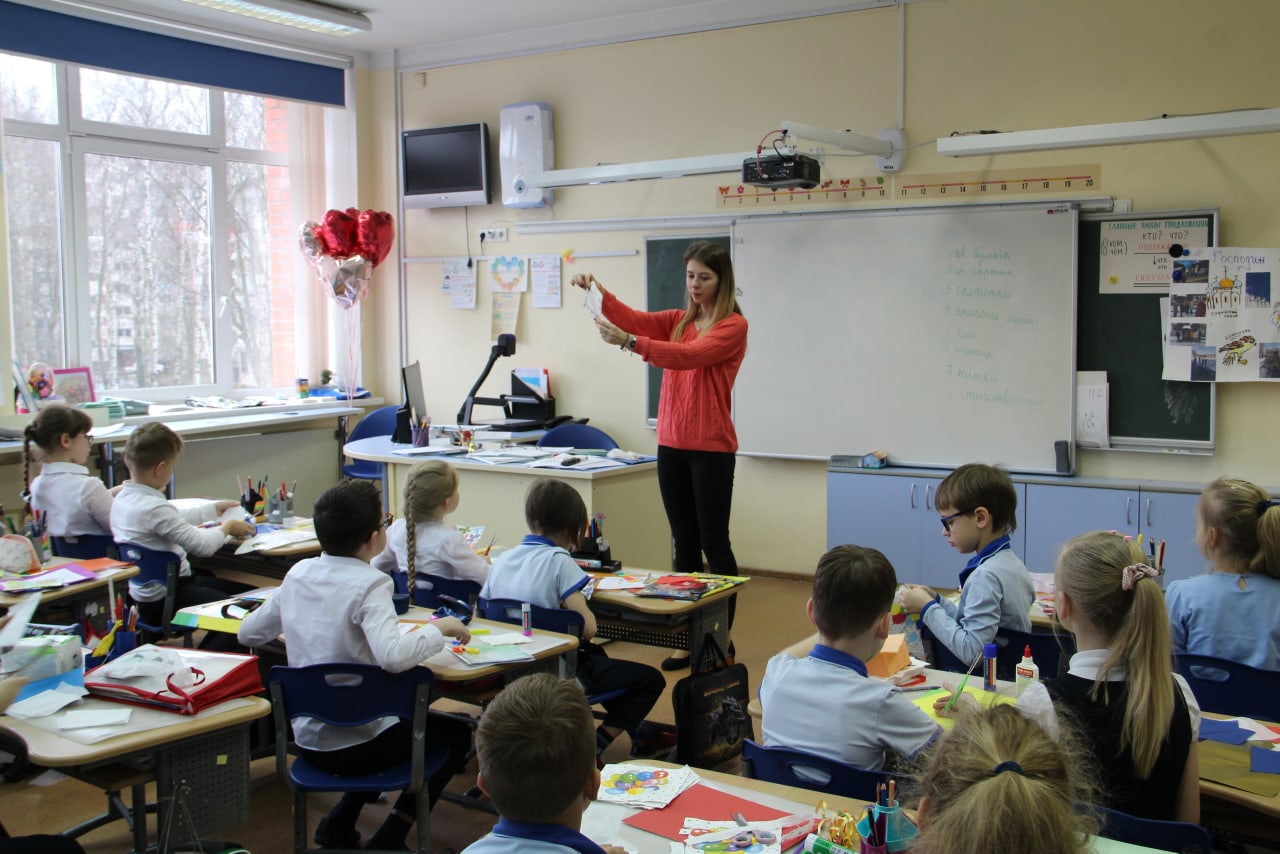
55,0,899,68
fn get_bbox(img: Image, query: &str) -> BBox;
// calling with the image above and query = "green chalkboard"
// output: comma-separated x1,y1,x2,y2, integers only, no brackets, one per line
644,235,731,421
1077,211,1216,449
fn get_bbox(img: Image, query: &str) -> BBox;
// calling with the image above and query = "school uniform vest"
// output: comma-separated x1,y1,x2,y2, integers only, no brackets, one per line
1046,674,1191,821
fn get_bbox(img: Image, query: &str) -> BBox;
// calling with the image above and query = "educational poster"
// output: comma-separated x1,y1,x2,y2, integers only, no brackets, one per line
1163,247,1280,382
1097,217,1211,294
489,255,527,293
491,291,520,339
443,258,476,309
529,254,562,308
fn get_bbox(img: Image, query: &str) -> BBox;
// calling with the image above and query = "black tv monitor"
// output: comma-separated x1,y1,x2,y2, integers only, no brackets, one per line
402,123,491,208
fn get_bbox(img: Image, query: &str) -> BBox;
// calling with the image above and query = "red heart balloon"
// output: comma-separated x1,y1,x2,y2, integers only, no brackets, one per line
316,208,359,257
357,210,395,268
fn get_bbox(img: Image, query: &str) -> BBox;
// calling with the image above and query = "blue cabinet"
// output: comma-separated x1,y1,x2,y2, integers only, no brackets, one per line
828,471,1026,588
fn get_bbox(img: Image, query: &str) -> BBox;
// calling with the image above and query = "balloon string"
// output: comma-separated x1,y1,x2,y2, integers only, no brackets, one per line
345,300,362,405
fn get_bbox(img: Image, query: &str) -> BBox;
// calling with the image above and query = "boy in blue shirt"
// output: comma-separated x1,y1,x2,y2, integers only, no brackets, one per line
463,673,625,854
760,545,940,770
901,463,1036,665
481,479,672,761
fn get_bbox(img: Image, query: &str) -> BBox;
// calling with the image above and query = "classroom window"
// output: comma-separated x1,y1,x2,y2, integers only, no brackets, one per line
2,51,336,399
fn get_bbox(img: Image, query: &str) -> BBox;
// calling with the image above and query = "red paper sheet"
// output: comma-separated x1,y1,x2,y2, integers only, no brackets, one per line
621,783,790,841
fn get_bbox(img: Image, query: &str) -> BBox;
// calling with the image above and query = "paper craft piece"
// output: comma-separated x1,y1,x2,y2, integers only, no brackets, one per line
1164,246,1280,382
910,685,1015,729
1074,370,1109,448
71,557,131,572
530,254,562,308
60,707,132,730
0,564,97,593
0,591,42,651
1218,717,1280,743
584,280,605,318
1197,740,1280,797
593,573,654,591
1200,717,1253,745
1251,745,1280,775
491,291,521,338
671,820,784,854
597,763,698,810
444,258,477,309
621,782,790,840
867,634,909,678
234,522,318,555
449,644,535,666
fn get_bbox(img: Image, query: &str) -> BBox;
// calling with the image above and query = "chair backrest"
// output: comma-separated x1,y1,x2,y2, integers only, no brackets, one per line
1175,653,1280,719
412,574,482,610
113,542,181,588
536,423,619,451
50,534,116,560
1090,804,1213,854
740,739,892,801
920,624,1074,682
269,663,433,728
478,597,585,640
343,404,401,478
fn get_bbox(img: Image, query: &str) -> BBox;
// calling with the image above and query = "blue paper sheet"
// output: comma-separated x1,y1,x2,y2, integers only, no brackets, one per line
1250,745,1280,775
1199,717,1252,745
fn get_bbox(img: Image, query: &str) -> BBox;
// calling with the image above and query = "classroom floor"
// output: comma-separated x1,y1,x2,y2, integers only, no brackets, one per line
3,574,1276,853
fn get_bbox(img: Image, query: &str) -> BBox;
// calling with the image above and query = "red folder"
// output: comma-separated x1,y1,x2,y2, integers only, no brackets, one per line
621,783,790,841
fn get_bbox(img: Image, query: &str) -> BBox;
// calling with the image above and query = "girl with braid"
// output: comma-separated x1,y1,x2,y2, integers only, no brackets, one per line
24,404,120,538
371,461,489,598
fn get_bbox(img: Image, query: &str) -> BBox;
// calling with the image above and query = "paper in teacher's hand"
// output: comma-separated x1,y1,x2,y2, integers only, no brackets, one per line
1251,745,1280,775
583,281,604,318
1199,717,1252,745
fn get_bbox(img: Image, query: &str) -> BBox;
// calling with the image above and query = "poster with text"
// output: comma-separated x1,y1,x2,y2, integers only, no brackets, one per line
444,258,477,309
1098,217,1211,294
491,291,521,339
1163,247,1280,382
530,254,562,308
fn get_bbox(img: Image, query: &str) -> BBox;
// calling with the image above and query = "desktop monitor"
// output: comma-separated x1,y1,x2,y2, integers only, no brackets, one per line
402,361,428,424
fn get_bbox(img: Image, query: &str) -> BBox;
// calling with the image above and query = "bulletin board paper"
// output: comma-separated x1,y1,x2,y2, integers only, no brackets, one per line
1098,217,1210,294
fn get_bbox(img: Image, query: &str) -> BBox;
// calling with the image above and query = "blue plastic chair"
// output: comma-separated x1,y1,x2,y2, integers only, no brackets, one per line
342,404,400,479
269,664,450,854
409,574,482,611
1175,653,1280,720
111,542,195,646
1089,804,1212,854
921,624,1074,681
536,423,619,451
478,597,626,707
50,534,115,560
740,738,895,801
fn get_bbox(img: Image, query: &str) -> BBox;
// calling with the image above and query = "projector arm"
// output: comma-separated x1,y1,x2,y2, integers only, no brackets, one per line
780,121,907,173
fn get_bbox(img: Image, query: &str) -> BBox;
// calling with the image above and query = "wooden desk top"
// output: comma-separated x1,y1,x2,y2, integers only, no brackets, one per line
0,696,269,767
0,564,139,608
589,572,747,617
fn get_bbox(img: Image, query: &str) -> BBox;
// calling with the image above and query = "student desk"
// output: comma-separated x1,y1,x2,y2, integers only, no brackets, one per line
587,572,746,670
0,563,139,610
0,695,269,853
343,436,669,570
190,528,322,589
1198,712,1280,827
582,759,1165,853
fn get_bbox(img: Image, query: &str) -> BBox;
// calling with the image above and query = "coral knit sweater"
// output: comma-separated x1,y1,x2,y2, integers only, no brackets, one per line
603,292,748,453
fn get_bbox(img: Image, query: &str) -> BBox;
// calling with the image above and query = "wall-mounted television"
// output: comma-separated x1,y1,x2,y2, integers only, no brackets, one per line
402,122,491,208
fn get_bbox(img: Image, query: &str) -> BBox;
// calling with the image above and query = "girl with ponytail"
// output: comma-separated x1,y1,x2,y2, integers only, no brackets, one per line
24,404,118,537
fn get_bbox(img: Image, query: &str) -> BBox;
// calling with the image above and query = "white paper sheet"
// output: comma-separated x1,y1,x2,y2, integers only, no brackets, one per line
5,682,88,719
59,707,132,729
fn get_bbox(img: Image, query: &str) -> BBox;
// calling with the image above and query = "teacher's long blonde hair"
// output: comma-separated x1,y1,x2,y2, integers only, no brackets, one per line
670,240,742,342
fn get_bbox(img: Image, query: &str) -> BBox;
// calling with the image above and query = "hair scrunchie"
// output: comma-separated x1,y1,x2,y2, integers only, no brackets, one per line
990,760,1024,777
1258,498,1280,517
1121,563,1159,591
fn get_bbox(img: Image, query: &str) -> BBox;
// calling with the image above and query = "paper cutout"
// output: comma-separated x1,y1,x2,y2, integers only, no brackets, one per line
1199,717,1253,745
1250,745,1280,775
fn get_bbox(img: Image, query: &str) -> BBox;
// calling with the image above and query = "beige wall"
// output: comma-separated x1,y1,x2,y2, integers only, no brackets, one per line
357,0,1280,575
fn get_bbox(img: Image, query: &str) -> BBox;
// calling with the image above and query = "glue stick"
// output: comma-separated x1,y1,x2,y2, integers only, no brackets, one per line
521,602,532,636
983,642,998,691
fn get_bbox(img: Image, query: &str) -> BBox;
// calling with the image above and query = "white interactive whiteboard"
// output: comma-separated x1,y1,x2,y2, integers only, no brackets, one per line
732,204,1077,473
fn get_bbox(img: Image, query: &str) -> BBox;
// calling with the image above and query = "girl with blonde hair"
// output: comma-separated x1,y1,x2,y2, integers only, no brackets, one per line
913,704,1097,854
1018,531,1200,822
371,460,488,597
1167,477,1280,670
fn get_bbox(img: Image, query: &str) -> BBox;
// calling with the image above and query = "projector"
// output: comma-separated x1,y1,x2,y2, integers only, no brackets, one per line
742,153,821,189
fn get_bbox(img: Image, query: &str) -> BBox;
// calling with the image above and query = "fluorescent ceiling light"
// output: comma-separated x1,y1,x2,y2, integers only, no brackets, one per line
176,0,371,36
937,108,1280,156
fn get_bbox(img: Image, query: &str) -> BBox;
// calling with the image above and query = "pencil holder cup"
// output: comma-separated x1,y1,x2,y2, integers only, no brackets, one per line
856,802,917,853
111,630,137,660
392,593,410,616
266,495,292,524
409,424,422,446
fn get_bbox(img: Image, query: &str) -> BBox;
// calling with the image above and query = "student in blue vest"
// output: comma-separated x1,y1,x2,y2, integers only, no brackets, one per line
900,463,1036,665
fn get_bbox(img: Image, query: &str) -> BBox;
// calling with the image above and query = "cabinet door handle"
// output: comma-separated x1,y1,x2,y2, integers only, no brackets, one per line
910,483,917,509
1146,498,1153,527
925,484,934,510
1126,497,1133,526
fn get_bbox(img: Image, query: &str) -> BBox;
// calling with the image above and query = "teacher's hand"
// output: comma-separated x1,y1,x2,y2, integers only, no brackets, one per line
595,317,629,348
570,273,607,297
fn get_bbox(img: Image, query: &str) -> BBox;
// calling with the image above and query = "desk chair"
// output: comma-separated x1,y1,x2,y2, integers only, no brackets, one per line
50,534,115,560
1175,653,1280,719
341,404,399,480
1089,804,1212,854
111,542,194,647
921,624,1074,681
478,597,627,708
269,664,450,854
740,739,894,802
411,574,482,611
536,422,619,451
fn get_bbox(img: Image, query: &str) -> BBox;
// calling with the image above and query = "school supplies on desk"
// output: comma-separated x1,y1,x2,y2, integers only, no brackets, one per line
621,782,790,840
912,684,1014,729
447,642,535,666
597,762,698,809
0,563,97,593
634,573,747,601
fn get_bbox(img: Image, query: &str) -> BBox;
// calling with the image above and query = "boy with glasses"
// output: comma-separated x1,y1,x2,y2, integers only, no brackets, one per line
900,463,1035,666
239,479,472,851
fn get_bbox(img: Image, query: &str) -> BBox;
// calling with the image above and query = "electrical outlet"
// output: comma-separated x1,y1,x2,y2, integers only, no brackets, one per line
479,227,507,243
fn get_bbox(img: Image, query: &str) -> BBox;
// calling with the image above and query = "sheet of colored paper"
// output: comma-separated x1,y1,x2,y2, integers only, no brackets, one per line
1200,718,1253,745
1250,745,1280,776
621,783,789,841
910,685,1015,729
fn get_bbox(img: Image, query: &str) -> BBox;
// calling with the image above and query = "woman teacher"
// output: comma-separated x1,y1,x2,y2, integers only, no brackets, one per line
571,240,747,669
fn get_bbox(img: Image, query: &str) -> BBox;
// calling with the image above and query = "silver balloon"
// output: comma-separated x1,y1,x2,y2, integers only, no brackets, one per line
327,255,372,309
